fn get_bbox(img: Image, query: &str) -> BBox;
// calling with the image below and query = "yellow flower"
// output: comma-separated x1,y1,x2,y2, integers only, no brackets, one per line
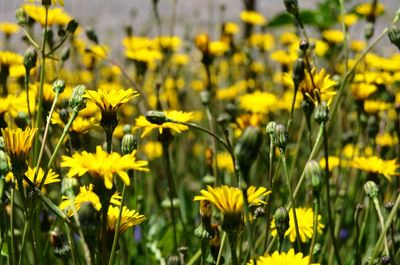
216,81,247,101
142,141,163,160
375,133,398,147
51,112,98,134
351,83,377,100
364,100,391,114
22,4,72,26
2,127,37,162
351,156,399,181
322,29,344,44
239,91,277,114
249,33,275,51
240,10,266,25
0,51,23,66
6,166,59,189
312,39,329,57
122,36,153,51
171,53,189,65
271,207,324,243
216,152,234,173
154,36,182,51
223,22,240,35
350,40,366,52
194,185,271,215
125,49,162,63
355,3,385,17
59,184,102,216
209,41,229,56
107,205,146,234
280,32,299,45
319,156,348,170
270,50,296,65
0,22,20,35
61,146,149,189
339,13,358,27
248,249,319,265
134,110,193,137
284,68,337,105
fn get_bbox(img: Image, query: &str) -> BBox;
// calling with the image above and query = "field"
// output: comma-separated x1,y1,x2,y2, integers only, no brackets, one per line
0,0,399,264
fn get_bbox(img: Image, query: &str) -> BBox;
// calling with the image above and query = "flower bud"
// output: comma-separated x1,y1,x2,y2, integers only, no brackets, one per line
388,26,400,51
50,230,71,259
292,58,305,88
15,8,28,26
266,121,276,135
200,90,211,106
52,79,65,94
274,207,289,237
0,150,10,176
121,133,136,155
305,160,322,194
66,20,78,34
167,256,180,265
315,102,329,125
145,110,168,125
69,85,87,111
234,126,262,178
60,47,70,62
364,181,379,198
364,22,374,40
194,200,215,240
24,46,37,71
380,256,391,265
299,40,309,51
283,0,299,15
273,124,288,150
86,27,99,44
42,0,51,7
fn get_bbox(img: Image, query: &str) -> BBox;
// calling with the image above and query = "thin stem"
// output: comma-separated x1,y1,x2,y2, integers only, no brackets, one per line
263,136,274,251
339,0,348,73
280,152,301,251
309,197,319,264
65,223,78,265
206,106,219,185
323,125,342,265
108,184,127,265
368,191,400,264
24,71,32,123
215,231,226,265
10,183,16,265
227,232,238,265
241,188,256,262
372,198,389,256
287,87,298,133
278,235,284,253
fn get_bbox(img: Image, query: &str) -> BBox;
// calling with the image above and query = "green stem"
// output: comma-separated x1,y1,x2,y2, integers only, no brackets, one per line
33,5,49,165
309,197,319,264
263,136,274,251
281,152,301,251
227,232,238,265
278,235,284,253
372,198,389,256
200,240,207,265
24,71,32,123
241,188,256,262
323,125,342,265
108,184,127,265
206,106,219,185
65,223,78,265
10,183,16,265
287,87,298,133
215,232,226,265
368,191,400,264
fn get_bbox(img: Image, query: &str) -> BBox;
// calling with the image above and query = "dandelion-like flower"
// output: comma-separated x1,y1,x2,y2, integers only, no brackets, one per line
22,4,72,26
6,166,60,189
59,184,102,216
239,91,277,114
271,207,324,243
61,146,149,189
0,22,20,35
351,156,399,181
247,249,319,265
194,185,270,215
240,10,266,25
107,205,146,234
2,127,37,175
134,110,193,137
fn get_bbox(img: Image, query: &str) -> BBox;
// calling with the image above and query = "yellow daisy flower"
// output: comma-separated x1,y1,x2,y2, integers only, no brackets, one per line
355,2,385,17
61,146,149,189
0,22,20,35
107,205,146,234
271,207,324,243
22,4,72,26
194,185,271,215
134,110,193,137
0,51,23,66
51,112,98,134
59,184,102,216
240,10,266,25
248,249,319,265
5,166,59,189
239,91,277,114
321,29,344,44
351,156,399,181
351,82,377,100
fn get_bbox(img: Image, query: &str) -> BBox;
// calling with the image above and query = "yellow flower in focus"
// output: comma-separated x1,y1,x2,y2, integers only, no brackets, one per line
0,22,20,35
322,29,344,44
2,127,37,163
61,146,149,189
59,184,102,216
239,91,277,114
51,112,98,134
351,156,399,181
356,2,385,17
247,249,319,265
134,110,193,137
240,10,266,25
194,185,270,215
6,166,59,189
22,4,72,26
107,205,146,234
271,207,324,243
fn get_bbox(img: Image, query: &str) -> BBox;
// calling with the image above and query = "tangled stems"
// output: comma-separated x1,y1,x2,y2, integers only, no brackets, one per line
280,151,301,251
322,123,342,265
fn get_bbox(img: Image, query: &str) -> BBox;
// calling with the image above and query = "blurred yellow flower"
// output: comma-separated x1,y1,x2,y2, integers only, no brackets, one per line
216,152,234,173
61,146,149,189
0,22,20,35
240,10,266,25
239,91,277,114
356,2,385,17
22,4,72,26
0,51,23,66
322,29,344,44
351,82,377,100
271,207,324,243
142,141,163,160
364,100,391,114
375,133,398,147
351,156,399,181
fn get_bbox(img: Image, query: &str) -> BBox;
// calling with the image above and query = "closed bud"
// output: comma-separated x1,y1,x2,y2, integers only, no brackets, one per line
234,126,262,179
200,90,211,106
380,256,391,265
305,160,322,194
60,47,70,62
121,133,136,155
15,8,28,26
299,40,309,51
69,85,87,111
42,0,51,6
86,27,99,44
167,256,181,265
145,110,168,125
364,181,379,198
52,79,65,94
0,150,10,176
273,124,288,150
315,102,329,124
66,20,78,34
364,22,374,40
388,26,400,50
274,207,289,237
292,58,305,88
24,46,37,71
266,121,276,135
283,0,299,15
